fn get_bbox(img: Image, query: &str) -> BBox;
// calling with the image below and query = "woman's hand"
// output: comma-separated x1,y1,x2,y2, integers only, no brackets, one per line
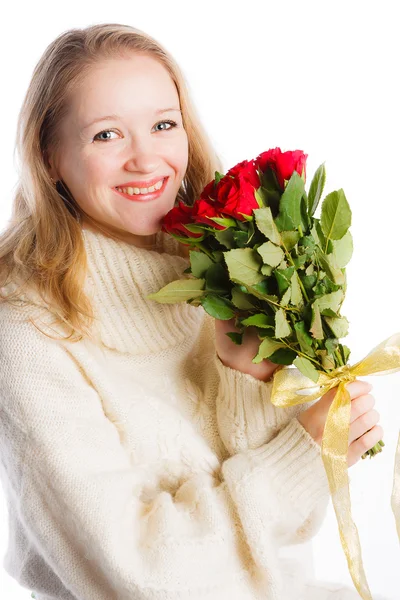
297,380,383,468
214,318,282,382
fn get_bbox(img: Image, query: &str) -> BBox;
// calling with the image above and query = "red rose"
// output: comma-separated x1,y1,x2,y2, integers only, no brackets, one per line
199,179,218,202
192,197,226,230
226,159,260,189
199,160,260,221
254,148,307,189
161,201,203,238
216,175,258,220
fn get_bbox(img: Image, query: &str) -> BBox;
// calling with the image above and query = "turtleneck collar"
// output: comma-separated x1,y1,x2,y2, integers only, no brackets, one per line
81,227,203,355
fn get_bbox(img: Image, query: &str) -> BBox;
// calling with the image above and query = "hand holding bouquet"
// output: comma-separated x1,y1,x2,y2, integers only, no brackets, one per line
147,148,400,599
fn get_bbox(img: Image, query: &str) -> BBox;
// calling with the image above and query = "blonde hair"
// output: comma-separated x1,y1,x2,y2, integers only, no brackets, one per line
0,23,223,342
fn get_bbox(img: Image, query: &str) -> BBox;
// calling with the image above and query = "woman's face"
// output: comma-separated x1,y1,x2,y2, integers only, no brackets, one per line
49,53,189,246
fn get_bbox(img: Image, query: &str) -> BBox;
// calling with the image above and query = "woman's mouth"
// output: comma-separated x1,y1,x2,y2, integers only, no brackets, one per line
114,177,168,202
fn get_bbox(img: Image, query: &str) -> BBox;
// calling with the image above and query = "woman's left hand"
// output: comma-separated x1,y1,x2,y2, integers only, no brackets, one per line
214,318,282,382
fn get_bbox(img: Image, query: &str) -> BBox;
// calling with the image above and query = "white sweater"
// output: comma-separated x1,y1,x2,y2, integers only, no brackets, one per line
0,227,344,600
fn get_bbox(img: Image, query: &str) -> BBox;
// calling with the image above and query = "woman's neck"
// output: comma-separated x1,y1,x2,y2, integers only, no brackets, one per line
81,219,158,250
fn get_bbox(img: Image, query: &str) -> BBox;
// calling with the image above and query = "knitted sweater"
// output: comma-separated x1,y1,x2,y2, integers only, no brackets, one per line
0,227,333,600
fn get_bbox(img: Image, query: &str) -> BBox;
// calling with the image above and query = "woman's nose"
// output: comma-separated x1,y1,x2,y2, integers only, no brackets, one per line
123,138,161,173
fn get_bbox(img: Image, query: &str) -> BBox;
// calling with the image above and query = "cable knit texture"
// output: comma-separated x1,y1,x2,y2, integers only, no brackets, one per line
0,227,367,600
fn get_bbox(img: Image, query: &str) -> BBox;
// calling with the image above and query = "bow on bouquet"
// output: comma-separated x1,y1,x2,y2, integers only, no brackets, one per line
147,147,400,600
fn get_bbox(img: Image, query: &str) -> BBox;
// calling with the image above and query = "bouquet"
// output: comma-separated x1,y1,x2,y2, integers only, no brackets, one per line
147,148,400,599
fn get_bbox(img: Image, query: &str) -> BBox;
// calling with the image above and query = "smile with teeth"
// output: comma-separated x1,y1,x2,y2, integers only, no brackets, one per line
115,178,165,196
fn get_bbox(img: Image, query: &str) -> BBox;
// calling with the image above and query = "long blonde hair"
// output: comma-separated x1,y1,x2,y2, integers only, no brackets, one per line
0,23,223,342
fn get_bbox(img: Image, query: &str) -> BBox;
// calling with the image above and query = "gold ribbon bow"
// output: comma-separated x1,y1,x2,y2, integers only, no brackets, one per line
270,333,400,600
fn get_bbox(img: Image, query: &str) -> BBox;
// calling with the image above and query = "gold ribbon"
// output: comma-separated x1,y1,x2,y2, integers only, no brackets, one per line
269,333,400,600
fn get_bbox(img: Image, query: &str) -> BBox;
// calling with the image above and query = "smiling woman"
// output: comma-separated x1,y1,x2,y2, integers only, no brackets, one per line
0,21,378,600
47,53,190,248
0,23,217,340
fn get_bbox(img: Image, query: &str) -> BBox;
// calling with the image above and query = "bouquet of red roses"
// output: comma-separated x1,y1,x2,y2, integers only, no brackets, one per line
150,148,383,455
147,148,400,600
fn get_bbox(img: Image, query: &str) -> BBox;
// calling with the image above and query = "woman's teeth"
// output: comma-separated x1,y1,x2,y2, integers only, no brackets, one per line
116,178,164,196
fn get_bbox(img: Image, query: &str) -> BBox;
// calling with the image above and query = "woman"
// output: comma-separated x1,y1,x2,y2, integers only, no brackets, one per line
0,23,384,600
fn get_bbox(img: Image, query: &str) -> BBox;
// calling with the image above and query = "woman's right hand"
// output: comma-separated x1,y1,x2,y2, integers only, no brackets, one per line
297,380,383,468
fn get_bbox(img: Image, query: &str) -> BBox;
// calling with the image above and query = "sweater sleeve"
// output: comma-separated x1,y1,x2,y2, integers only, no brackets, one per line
213,351,330,546
0,307,329,599
213,350,317,453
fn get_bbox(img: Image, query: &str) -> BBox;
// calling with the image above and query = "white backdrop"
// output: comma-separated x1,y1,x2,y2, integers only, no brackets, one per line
1,1,399,598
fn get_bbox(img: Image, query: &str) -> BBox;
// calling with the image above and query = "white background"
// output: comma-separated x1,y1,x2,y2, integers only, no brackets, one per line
1,1,399,598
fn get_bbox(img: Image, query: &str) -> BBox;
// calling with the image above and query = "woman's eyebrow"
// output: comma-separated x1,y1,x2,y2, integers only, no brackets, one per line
82,108,182,131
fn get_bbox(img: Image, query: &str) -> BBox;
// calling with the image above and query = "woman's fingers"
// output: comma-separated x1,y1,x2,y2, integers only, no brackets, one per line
320,380,372,408
348,408,380,444
349,393,375,423
347,425,384,468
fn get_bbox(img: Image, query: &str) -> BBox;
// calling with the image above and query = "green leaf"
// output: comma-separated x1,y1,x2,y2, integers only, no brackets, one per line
320,189,352,241
214,171,224,184
320,308,338,317
261,264,273,276
310,303,324,339
275,266,295,295
233,230,249,248
298,235,316,255
257,240,285,267
294,356,320,383
315,247,345,285
331,230,353,268
268,348,297,365
305,264,315,276
326,338,339,354
200,294,236,320
274,172,305,231
292,254,308,269
313,274,341,296
147,278,206,303
226,332,243,345
275,308,292,338
169,232,206,245
300,193,310,232
252,337,286,363
281,287,291,306
223,248,265,286
208,216,237,228
316,349,336,370
254,187,267,208
307,163,326,216
324,315,349,338
190,251,213,278
277,258,288,270
205,262,230,294
241,314,275,328
247,280,277,301
290,271,304,307
294,321,316,357
212,250,225,263
342,344,351,364
315,289,344,314
215,227,236,249
281,230,300,251
259,168,282,216
300,273,317,290
231,286,256,309
253,207,282,245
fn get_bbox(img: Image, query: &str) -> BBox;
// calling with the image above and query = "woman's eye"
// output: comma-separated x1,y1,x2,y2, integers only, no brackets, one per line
154,120,177,132
93,120,178,142
93,129,119,142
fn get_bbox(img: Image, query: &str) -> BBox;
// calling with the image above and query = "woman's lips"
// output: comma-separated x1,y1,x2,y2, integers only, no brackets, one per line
113,177,168,202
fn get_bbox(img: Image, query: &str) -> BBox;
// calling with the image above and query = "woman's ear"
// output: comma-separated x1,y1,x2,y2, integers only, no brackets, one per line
44,151,59,181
